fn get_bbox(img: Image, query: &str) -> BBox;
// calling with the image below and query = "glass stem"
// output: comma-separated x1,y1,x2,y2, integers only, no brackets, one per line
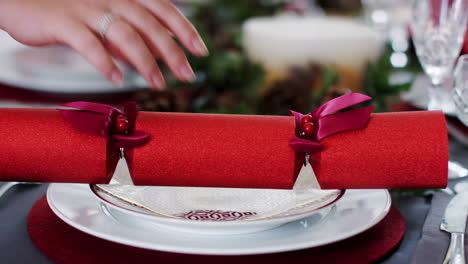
427,82,443,111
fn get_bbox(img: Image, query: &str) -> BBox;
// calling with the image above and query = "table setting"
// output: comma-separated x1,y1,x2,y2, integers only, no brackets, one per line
1,0,468,264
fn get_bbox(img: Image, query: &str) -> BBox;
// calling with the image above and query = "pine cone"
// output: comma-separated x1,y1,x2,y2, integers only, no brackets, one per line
258,64,322,115
133,88,190,112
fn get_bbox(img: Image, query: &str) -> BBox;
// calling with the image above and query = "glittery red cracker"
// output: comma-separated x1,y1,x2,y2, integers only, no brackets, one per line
130,111,448,189
0,108,448,189
0,109,116,184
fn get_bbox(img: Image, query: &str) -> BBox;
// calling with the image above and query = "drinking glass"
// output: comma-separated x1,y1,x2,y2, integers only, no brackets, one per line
410,0,468,112
453,54,468,125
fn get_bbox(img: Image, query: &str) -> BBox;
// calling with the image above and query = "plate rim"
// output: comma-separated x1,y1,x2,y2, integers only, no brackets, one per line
46,183,391,255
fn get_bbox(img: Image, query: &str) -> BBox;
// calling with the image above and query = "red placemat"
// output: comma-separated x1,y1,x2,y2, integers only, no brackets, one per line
28,196,405,264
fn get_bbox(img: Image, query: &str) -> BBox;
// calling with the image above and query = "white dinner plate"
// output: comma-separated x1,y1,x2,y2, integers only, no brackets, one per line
90,157,344,235
47,183,391,255
0,30,147,93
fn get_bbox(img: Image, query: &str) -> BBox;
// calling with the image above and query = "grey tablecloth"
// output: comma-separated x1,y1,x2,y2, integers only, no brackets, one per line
411,192,453,264
0,184,50,263
0,184,432,264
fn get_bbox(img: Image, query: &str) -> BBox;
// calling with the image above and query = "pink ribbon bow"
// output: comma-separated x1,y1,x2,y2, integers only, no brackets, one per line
58,101,150,148
289,93,375,153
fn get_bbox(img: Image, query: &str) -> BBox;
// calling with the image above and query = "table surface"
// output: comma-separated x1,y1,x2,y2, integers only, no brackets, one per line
0,85,467,264
0,142,465,264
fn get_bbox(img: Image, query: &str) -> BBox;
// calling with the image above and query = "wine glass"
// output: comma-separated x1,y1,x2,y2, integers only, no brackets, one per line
450,56,468,181
410,0,468,112
454,54,468,125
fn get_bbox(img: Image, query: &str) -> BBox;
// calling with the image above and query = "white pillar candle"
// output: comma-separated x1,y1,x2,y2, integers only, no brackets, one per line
243,16,385,90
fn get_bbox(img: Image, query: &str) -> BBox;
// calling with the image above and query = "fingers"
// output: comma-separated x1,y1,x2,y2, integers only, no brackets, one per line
65,0,207,89
136,0,208,57
77,6,165,89
104,19,166,89
57,20,124,86
108,1,195,83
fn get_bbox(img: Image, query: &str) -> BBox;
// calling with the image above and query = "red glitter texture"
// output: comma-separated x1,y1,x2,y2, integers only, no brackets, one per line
0,109,447,189
131,111,448,189
132,112,300,189
312,111,448,189
0,108,114,183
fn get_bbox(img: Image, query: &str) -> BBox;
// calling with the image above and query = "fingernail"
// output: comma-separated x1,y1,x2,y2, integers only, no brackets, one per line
192,38,208,56
179,63,196,82
152,72,166,90
110,70,123,85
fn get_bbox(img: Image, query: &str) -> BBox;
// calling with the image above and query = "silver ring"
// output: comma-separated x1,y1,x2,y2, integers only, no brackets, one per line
98,13,119,41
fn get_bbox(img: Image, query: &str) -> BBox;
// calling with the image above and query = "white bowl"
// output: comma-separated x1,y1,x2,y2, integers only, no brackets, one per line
91,184,344,235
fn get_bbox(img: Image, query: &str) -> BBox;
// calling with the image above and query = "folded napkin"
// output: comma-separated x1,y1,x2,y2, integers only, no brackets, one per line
0,94,448,189
411,192,460,264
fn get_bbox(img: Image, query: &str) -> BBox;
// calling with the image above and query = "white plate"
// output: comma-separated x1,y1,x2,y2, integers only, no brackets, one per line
91,184,344,235
91,158,344,235
0,30,147,93
47,183,391,255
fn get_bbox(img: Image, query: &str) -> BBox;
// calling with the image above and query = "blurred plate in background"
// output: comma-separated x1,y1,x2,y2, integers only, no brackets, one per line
0,30,147,93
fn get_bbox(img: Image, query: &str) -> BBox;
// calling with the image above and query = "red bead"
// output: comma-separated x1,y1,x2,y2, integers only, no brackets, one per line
302,122,315,136
301,114,313,126
115,118,129,132
116,114,126,121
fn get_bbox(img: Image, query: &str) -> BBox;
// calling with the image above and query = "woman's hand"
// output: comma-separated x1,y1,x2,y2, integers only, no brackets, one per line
0,0,208,89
